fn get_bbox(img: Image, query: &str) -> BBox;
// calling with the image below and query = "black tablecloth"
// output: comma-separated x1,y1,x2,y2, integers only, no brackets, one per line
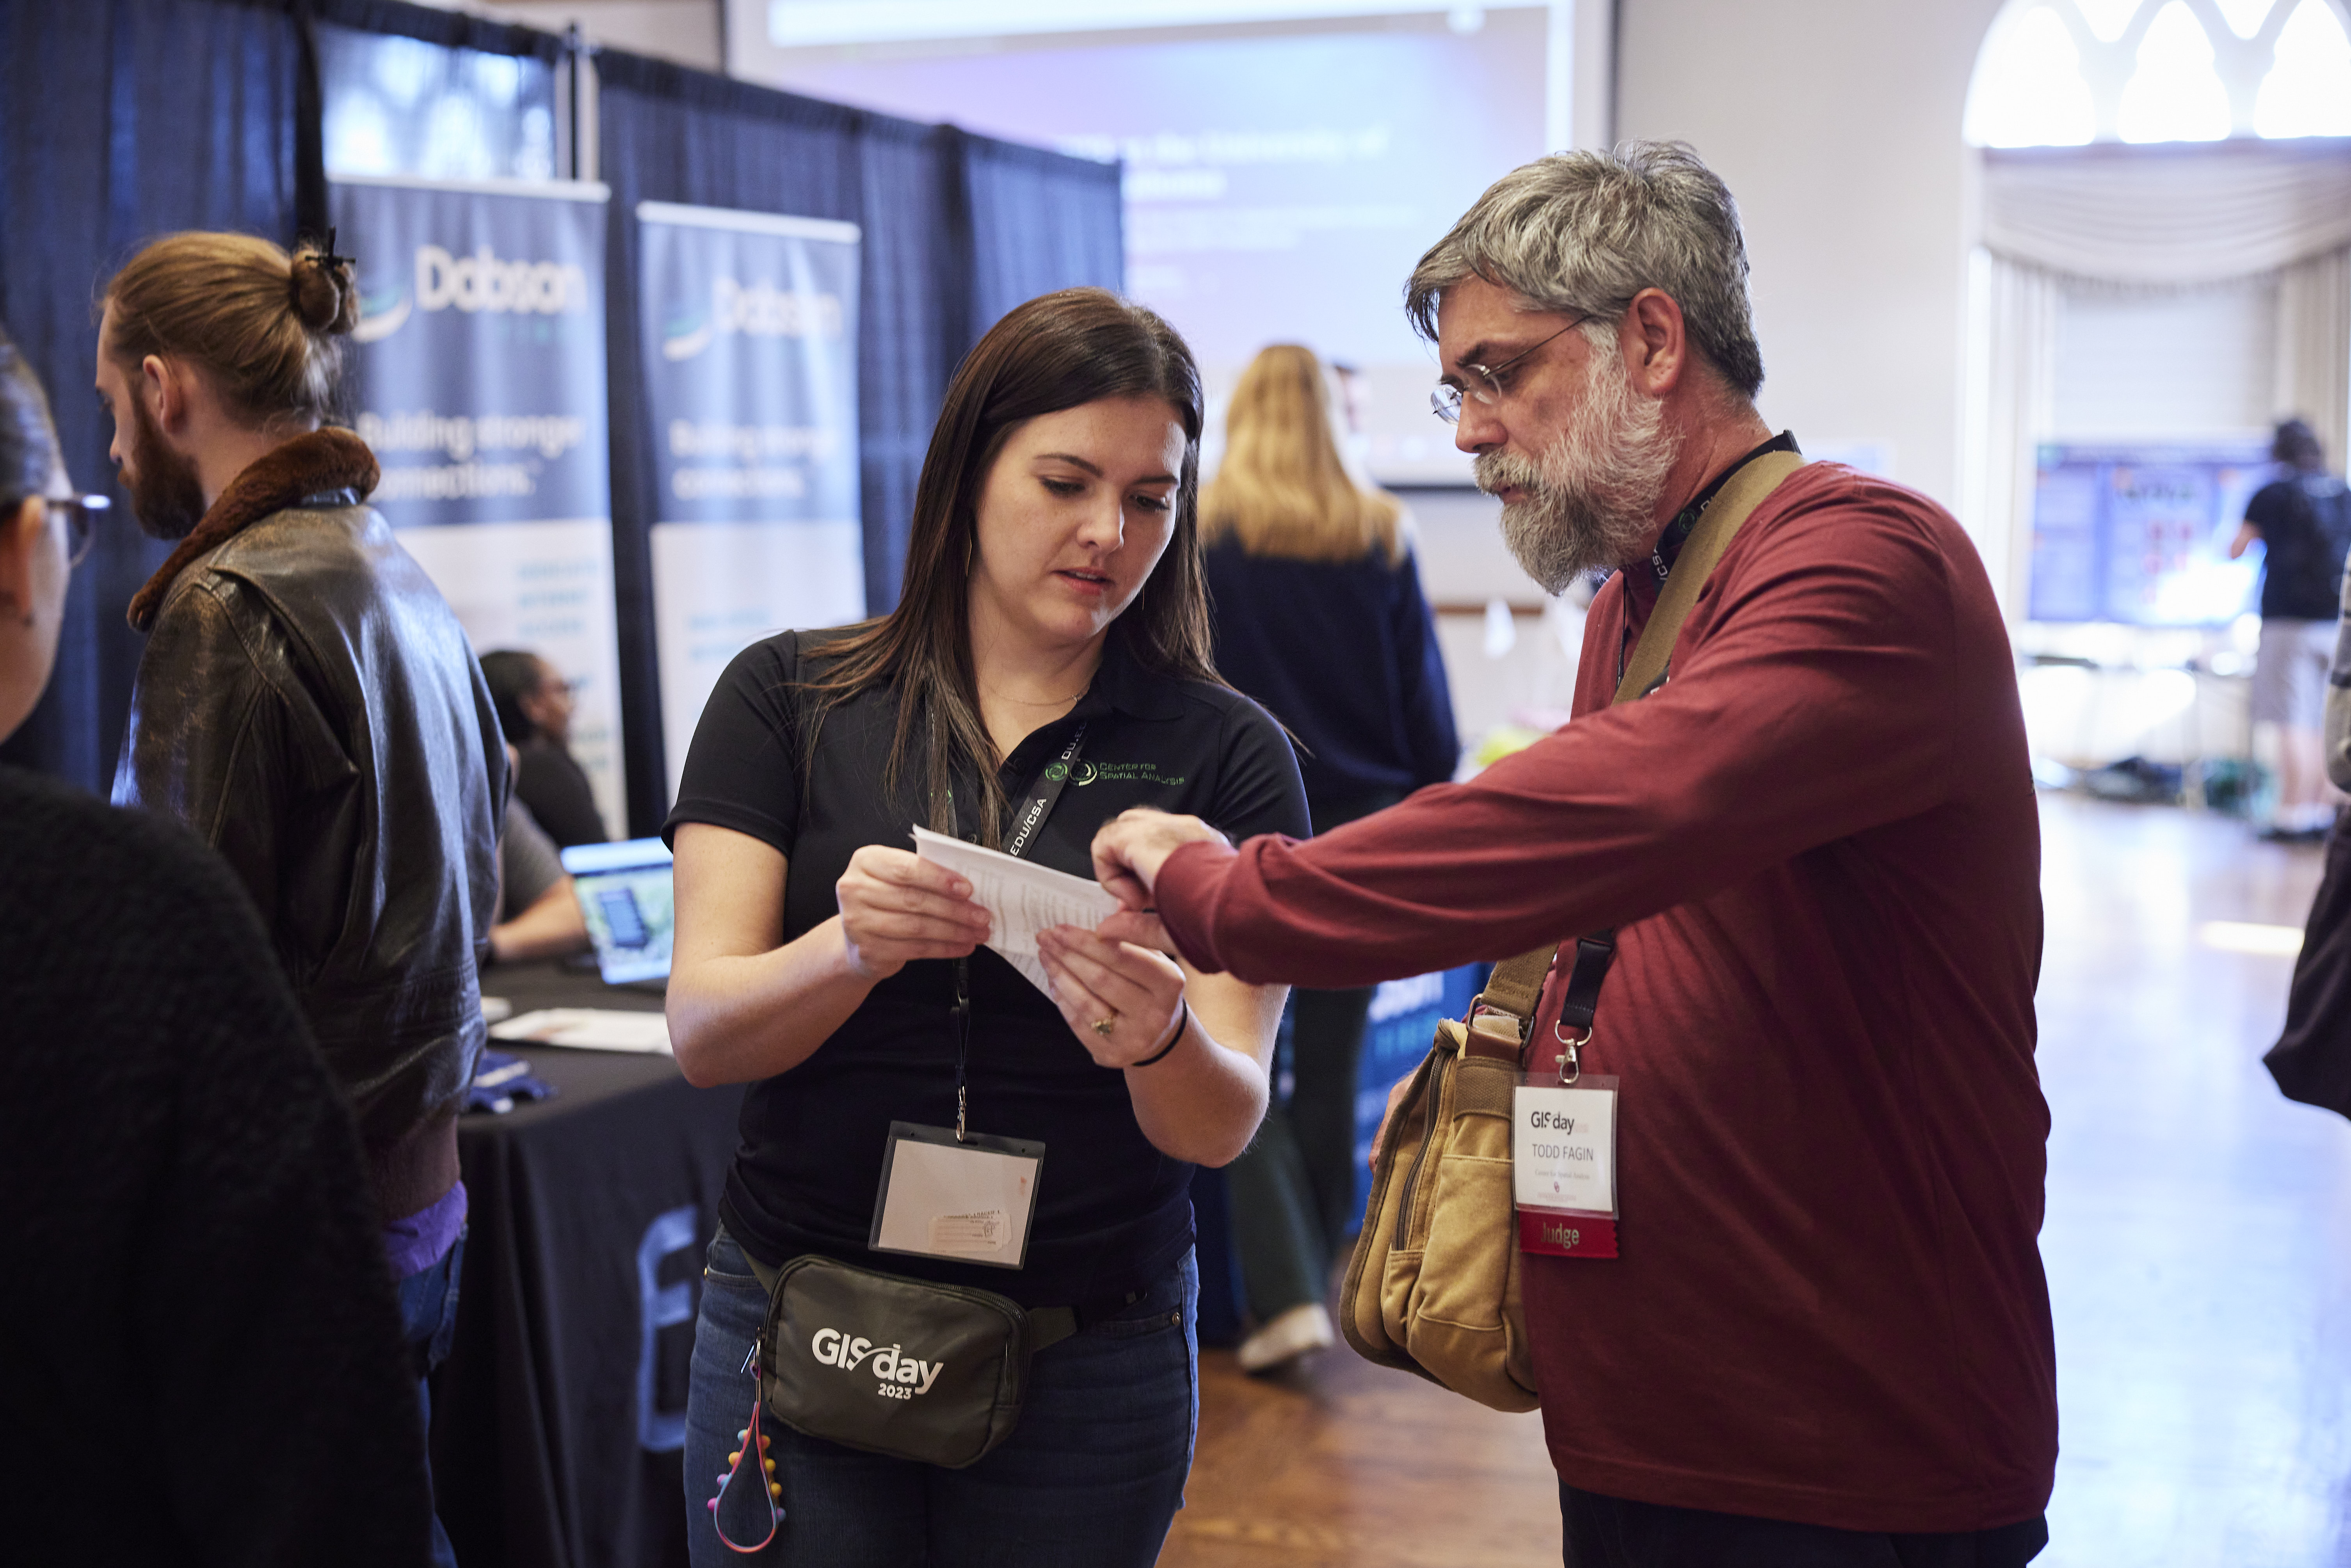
435,960,739,1568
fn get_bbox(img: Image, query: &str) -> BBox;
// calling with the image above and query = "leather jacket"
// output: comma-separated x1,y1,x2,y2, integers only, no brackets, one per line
114,431,505,1223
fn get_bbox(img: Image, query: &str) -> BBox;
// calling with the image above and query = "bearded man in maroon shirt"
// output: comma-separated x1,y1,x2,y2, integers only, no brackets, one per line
1092,141,2056,1568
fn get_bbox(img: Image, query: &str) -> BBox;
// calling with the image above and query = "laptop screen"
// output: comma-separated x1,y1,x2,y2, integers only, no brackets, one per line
560,838,676,985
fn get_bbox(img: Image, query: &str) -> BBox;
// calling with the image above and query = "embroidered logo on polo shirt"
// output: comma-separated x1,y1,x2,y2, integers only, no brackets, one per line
1076,761,1186,788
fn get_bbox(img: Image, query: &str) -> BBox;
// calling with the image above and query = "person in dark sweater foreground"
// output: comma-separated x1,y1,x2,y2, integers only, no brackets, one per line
0,331,434,1563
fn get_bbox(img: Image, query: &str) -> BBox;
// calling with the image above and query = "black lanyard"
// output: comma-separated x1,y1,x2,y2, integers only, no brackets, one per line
1617,432,1799,689
950,722,1087,1138
1003,722,1086,860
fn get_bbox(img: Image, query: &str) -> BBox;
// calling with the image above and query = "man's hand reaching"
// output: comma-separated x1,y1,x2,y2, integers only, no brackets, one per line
1090,809,1227,903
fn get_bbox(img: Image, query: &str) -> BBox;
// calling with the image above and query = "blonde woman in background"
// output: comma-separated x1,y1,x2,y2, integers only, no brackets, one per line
1199,343,1459,1370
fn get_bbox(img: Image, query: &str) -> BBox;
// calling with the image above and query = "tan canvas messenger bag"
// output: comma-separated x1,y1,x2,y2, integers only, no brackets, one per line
1339,450,1803,1411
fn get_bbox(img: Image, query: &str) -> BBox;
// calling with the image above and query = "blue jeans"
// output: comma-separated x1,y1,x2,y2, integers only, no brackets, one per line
685,1228,1198,1567
399,1230,466,1568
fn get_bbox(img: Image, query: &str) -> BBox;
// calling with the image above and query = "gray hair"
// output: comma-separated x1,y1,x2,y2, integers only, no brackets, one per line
1405,140,1764,400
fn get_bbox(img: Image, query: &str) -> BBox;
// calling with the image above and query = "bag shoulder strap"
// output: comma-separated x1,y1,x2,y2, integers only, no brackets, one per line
1482,448,1807,1019
1615,449,1804,703
1479,948,1554,1020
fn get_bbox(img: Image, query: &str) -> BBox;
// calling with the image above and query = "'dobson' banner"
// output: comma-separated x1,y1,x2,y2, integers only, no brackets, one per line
334,174,626,837
637,203,864,796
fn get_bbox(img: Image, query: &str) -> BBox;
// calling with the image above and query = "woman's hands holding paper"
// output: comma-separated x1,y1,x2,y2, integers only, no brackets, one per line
836,845,992,981
1037,924,1188,1067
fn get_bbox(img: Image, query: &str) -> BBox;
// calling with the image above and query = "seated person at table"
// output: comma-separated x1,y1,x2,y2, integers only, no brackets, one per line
664,288,1307,1567
490,745,592,965
483,647,609,848
0,330,437,1565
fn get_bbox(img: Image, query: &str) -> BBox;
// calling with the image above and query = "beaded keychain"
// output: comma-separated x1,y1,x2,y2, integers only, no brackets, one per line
708,1338,783,1552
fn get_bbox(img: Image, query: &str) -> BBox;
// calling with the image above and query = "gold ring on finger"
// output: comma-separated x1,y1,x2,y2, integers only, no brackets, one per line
1091,1015,1118,1037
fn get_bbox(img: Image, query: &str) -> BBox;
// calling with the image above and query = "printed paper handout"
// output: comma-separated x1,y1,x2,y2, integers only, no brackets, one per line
489,1008,672,1053
911,825,1121,998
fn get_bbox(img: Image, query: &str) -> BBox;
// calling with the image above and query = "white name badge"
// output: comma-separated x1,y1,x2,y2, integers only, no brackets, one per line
868,1121,1044,1271
1513,1076,1620,1259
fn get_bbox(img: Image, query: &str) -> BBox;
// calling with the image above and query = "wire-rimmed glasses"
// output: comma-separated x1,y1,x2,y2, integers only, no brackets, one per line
48,493,110,567
1429,315,1593,424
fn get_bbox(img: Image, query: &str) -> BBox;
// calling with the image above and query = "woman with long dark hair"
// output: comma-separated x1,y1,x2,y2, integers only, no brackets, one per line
665,288,1307,1565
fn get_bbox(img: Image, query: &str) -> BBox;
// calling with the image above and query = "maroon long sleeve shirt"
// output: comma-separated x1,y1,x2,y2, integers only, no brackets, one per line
1158,463,2056,1532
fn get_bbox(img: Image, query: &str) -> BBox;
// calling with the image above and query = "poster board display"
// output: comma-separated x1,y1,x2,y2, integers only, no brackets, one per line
635,202,865,796
335,174,626,834
2028,441,2271,626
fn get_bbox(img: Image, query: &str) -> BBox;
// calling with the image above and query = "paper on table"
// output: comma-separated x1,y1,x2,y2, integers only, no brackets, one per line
489,1008,672,1053
912,825,1120,999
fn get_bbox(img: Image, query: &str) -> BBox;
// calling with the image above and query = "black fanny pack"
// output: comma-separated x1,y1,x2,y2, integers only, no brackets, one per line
753,1251,1077,1468
711,1249,1084,1550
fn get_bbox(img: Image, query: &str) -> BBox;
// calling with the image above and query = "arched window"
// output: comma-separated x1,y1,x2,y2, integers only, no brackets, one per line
1966,0,2351,146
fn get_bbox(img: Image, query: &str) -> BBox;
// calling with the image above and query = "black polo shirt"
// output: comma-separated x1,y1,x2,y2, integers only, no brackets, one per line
665,626,1310,1307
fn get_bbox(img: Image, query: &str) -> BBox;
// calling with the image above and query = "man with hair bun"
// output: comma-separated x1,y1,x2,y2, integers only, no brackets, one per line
1095,144,2055,1565
97,230,503,1566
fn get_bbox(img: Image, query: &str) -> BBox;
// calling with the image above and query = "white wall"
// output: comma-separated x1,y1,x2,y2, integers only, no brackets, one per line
409,0,724,70
1615,0,2008,511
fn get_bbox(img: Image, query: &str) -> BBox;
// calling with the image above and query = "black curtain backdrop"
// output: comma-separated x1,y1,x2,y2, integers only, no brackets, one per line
963,135,1126,339
595,53,1123,833
0,0,302,792
0,0,1124,835
0,0,558,793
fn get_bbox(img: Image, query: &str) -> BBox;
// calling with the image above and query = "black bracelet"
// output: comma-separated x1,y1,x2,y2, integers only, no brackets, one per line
1131,1000,1188,1067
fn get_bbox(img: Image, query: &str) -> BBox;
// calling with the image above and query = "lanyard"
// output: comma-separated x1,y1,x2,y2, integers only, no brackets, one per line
1617,434,1797,689
950,721,1088,1139
1003,722,1086,859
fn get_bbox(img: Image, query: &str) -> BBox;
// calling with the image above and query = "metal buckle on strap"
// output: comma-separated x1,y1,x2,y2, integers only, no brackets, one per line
1465,993,1532,1044
1552,1024,1592,1085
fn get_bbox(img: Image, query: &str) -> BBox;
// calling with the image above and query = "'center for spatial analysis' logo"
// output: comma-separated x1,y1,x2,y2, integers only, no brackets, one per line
354,243,594,343
662,277,846,362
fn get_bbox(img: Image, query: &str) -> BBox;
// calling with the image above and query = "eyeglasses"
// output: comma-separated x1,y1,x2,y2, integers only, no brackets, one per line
1429,316,1593,425
48,494,110,567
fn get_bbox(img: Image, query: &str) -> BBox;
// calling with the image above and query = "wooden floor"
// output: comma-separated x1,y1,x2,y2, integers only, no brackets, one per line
1162,795,2351,1568
1163,1339,1560,1567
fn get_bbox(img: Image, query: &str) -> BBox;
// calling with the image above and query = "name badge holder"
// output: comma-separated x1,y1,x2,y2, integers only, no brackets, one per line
869,1122,1044,1269
1510,932,1622,1259
866,723,1086,1271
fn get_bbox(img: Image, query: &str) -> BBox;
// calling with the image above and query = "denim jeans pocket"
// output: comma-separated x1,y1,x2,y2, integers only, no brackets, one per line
429,1226,467,1369
1090,1302,1186,1339
1085,1253,1195,1340
703,1228,763,1291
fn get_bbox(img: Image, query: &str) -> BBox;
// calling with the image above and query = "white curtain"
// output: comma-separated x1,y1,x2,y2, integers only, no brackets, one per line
1982,140,2351,285
1960,251,2059,617
2276,247,2351,470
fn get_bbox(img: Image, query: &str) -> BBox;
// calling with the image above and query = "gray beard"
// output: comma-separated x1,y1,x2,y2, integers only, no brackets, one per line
1476,346,1682,595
